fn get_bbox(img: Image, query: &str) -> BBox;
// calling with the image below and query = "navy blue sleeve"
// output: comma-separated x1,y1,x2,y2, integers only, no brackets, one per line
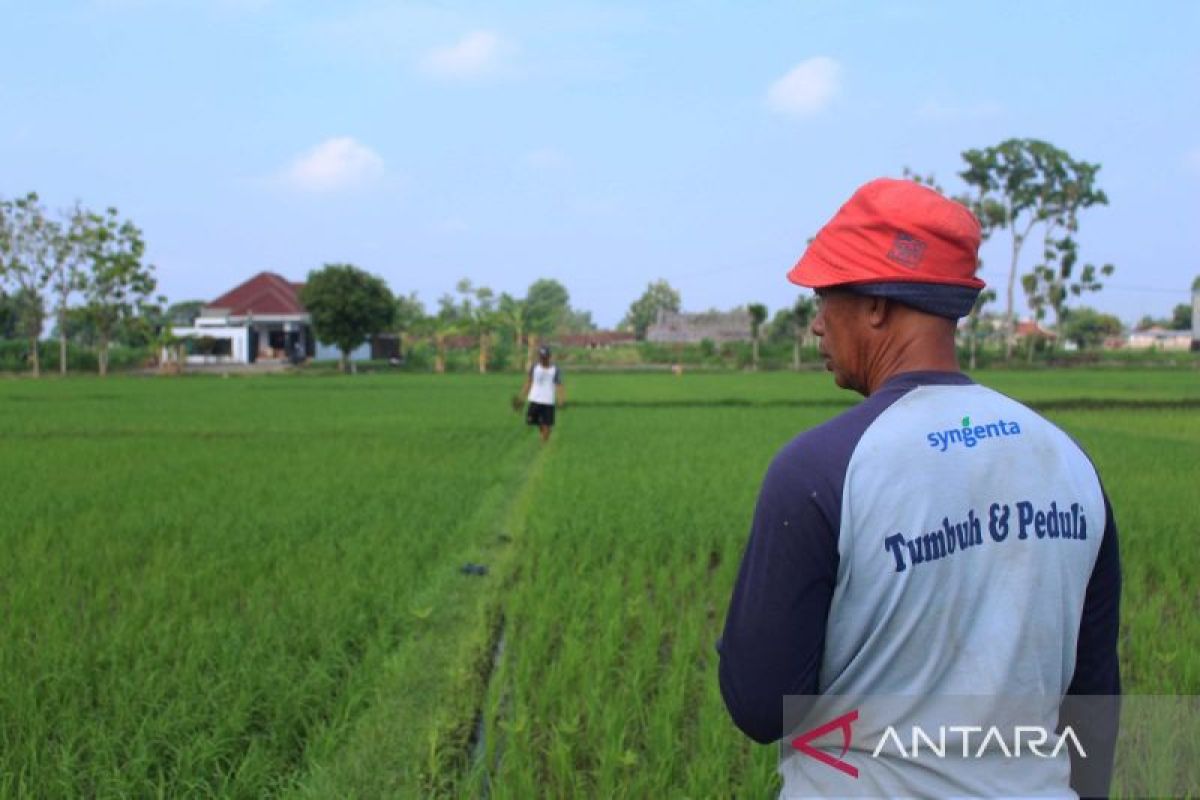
717,442,841,744
716,373,955,744
1064,489,1121,799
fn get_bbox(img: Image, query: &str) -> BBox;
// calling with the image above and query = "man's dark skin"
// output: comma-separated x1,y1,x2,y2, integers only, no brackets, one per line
812,288,960,396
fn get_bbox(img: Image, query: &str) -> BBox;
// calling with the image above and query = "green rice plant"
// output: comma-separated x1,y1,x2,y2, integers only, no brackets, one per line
0,369,1194,797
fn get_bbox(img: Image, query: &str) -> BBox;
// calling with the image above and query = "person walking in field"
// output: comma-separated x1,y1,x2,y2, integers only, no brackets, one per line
519,346,565,443
717,179,1120,798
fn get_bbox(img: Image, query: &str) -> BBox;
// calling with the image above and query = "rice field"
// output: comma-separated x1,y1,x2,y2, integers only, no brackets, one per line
0,369,1196,797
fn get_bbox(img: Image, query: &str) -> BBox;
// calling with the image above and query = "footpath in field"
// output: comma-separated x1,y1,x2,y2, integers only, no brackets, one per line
292,427,551,798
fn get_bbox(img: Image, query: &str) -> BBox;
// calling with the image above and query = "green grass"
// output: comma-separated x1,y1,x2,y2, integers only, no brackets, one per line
0,369,1195,797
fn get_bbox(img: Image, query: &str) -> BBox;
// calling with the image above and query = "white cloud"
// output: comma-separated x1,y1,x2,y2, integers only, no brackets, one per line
917,99,1003,121
766,57,841,117
1185,147,1200,176
279,137,384,192
420,30,512,80
524,148,569,170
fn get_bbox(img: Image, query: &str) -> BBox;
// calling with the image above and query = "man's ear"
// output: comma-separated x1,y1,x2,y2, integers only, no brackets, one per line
866,296,891,329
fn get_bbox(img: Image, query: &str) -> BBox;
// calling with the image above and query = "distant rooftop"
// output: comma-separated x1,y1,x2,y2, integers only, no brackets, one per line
205,272,306,317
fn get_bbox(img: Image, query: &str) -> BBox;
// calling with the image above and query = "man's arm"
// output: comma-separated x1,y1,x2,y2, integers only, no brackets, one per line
1062,490,1122,799
717,447,839,744
519,365,533,400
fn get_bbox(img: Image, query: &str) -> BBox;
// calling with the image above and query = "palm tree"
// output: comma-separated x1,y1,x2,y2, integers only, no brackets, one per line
791,296,816,370
497,293,530,371
456,279,497,374
422,303,463,375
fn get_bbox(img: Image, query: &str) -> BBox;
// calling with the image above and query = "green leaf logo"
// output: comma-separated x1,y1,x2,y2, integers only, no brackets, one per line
961,416,971,428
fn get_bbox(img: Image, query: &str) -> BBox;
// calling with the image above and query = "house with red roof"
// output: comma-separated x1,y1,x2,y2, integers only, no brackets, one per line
170,272,316,364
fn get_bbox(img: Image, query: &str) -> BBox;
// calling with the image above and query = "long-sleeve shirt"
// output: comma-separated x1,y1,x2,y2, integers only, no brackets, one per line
718,371,1120,798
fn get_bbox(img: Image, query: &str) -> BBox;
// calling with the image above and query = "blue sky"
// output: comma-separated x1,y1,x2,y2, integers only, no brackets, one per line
4,0,1198,327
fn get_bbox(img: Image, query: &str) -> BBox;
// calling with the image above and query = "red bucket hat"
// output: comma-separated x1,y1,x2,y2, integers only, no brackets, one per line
788,178,985,290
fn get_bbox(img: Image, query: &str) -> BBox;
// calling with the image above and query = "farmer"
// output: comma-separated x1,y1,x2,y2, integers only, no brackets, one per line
519,346,565,443
717,179,1120,798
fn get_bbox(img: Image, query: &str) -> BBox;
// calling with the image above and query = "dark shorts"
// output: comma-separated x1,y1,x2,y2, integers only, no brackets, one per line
526,402,555,427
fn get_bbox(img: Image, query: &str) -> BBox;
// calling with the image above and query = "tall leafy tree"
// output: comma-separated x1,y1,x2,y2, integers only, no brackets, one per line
1061,307,1123,350
524,278,571,340
49,204,90,375
80,207,157,376
301,263,394,373
1169,303,1191,330
455,278,497,373
959,139,1109,360
0,290,19,339
747,302,767,370
559,307,597,333
0,193,54,376
621,279,681,340
427,293,467,374
1021,228,1114,349
497,292,530,369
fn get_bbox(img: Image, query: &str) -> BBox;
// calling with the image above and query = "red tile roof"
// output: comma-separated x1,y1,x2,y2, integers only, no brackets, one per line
1014,320,1056,338
208,272,307,316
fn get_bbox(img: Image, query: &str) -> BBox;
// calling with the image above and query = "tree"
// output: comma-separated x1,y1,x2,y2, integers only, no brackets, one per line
0,290,19,339
525,278,571,340
765,307,793,345
1061,307,1123,350
497,292,530,369
959,139,1109,360
621,279,681,340
301,263,394,373
392,292,427,356
1134,314,1160,331
560,307,597,333
790,295,816,369
427,293,467,374
1020,207,1114,348
747,303,767,370
117,300,169,350
455,279,497,373
964,289,998,370
165,300,206,327
1169,303,1191,330
79,207,157,376
0,192,54,376
49,205,90,375
764,296,816,370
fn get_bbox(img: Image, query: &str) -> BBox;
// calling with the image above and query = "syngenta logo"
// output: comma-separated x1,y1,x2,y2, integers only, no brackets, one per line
790,710,1085,777
926,415,1022,452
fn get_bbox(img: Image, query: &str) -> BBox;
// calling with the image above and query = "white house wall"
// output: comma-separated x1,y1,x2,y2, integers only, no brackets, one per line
167,325,250,364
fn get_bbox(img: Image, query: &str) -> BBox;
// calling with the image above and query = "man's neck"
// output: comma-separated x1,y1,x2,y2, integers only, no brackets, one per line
864,336,960,396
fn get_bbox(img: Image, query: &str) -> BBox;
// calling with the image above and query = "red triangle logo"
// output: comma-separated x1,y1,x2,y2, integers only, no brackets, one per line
790,708,859,778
